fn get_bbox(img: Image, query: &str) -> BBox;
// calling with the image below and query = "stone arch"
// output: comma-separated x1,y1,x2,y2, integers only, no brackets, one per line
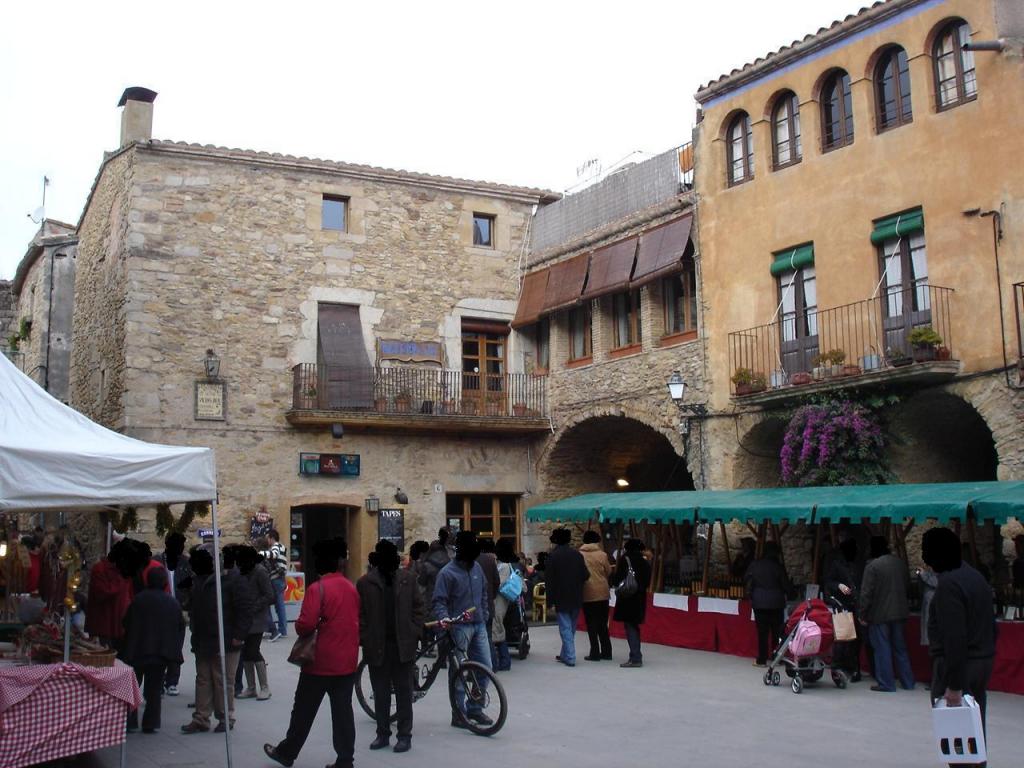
537,403,692,500
732,414,788,488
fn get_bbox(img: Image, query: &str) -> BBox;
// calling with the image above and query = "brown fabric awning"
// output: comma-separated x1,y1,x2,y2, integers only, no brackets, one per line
632,215,693,287
581,237,637,300
542,253,590,314
511,268,551,328
318,303,373,408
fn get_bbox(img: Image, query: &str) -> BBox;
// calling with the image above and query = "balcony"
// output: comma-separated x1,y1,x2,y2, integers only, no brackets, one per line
728,285,959,405
286,364,549,434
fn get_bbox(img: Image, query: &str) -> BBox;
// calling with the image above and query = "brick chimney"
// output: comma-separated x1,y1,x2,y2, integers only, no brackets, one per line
117,87,158,147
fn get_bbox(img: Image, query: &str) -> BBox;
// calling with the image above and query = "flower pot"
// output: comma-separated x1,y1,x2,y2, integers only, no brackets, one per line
861,354,881,371
512,403,528,417
790,372,812,386
395,396,412,412
374,397,388,412
812,367,826,381
936,346,952,361
769,370,787,388
912,345,937,363
735,382,765,396
889,356,913,368
841,364,862,377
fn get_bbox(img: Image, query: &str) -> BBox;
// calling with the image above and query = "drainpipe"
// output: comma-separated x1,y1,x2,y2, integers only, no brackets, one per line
964,207,1011,387
43,248,55,391
962,40,1006,52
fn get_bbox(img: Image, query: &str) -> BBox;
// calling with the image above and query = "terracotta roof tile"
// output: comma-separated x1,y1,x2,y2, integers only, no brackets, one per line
696,0,906,99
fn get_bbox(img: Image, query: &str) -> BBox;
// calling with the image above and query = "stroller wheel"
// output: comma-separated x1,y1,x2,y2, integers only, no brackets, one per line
791,676,803,694
772,670,780,686
763,671,772,686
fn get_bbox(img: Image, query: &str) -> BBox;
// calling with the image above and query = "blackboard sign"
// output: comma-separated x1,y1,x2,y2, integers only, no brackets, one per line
378,508,405,551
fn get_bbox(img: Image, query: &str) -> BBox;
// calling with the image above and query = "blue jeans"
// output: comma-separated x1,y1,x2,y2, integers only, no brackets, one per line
868,620,914,691
450,622,491,716
556,609,580,665
270,576,288,636
624,622,642,663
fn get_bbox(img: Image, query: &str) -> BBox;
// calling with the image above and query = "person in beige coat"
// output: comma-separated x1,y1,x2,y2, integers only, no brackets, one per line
579,531,613,661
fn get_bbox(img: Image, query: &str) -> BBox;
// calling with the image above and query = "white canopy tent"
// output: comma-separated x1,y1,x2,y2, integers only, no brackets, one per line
0,353,235,766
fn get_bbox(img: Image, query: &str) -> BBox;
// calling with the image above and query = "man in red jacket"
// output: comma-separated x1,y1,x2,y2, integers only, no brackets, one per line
85,540,134,648
265,538,360,768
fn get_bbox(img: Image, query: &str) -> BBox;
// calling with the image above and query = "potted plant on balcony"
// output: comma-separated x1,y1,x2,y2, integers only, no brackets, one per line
908,326,942,362
731,367,767,396
298,384,319,409
790,371,813,386
512,402,529,417
394,388,413,412
885,346,913,368
812,349,846,378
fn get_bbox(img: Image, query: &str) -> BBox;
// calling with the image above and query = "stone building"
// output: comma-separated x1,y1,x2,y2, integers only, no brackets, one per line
9,219,78,401
68,88,557,579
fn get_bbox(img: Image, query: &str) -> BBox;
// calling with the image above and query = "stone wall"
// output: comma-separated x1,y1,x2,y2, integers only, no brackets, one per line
69,142,550,569
70,148,134,429
0,280,14,355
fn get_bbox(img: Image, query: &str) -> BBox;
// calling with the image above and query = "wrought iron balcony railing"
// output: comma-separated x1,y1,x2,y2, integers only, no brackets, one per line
728,284,956,397
291,364,548,419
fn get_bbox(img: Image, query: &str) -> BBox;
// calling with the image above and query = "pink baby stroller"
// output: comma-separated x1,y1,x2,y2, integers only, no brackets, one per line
762,598,848,693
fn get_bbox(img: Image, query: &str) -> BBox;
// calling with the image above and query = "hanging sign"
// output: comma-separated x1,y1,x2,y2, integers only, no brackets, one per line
299,452,360,477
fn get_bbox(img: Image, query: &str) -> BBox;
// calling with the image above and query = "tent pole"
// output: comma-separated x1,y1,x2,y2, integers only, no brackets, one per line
812,522,824,585
210,499,233,768
700,520,714,594
718,521,731,577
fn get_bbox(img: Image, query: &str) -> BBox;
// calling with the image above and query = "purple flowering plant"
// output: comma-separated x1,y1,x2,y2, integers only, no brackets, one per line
780,398,892,486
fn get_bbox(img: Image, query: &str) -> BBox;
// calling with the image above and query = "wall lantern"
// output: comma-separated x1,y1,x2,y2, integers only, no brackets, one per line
666,370,707,417
203,349,221,380
364,496,380,514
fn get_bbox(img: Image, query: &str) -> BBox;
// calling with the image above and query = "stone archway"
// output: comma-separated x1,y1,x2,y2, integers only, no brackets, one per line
886,390,998,482
539,406,692,500
731,416,788,489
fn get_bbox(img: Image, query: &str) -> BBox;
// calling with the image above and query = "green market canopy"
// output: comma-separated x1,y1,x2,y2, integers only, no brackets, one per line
526,481,1024,526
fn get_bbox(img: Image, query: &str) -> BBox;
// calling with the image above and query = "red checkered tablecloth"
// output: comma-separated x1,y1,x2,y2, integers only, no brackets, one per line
0,661,141,768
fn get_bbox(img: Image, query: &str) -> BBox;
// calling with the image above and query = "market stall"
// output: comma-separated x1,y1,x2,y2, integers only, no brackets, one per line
530,482,1024,695
0,353,238,765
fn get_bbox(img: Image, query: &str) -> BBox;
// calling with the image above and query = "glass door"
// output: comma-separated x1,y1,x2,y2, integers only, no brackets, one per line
461,321,508,416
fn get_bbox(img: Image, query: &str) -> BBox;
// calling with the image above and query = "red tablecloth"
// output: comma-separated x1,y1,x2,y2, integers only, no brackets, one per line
581,594,1024,695
0,661,141,768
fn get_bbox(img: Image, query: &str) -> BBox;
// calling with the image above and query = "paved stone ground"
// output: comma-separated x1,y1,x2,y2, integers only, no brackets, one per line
79,624,1023,768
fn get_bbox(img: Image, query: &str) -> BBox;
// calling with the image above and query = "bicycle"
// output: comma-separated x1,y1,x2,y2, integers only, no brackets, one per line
355,608,508,736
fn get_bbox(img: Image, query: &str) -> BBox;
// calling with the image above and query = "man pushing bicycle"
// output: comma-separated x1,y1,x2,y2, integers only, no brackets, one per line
432,530,494,729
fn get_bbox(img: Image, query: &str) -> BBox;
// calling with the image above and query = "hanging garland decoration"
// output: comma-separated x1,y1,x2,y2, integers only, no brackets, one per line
107,506,139,533
155,501,211,536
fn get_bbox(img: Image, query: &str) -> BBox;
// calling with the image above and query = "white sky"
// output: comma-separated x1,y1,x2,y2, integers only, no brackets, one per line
0,0,862,279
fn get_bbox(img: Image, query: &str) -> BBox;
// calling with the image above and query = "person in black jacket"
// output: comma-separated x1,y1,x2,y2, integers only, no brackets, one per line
544,528,589,667
824,538,864,681
154,533,192,696
611,538,651,668
745,542,791,666
121,567,184,733
237,546,275,701
357,539,426,754
923,527,996,747
181,547,255,734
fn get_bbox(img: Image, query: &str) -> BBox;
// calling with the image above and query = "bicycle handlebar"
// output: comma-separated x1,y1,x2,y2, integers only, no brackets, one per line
424,606,476,629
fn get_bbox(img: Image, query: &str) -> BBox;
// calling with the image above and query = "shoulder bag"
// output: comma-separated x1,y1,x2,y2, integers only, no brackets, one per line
287,578,326,667
615,556,639,599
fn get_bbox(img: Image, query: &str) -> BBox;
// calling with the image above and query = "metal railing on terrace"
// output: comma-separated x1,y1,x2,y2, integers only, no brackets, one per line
291,364,548,418
728,285,956,397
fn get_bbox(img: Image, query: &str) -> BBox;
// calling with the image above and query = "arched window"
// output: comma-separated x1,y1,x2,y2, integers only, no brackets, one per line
821,70,854,151
771,92,802,169
934,20,977,109
875,47,913,130
727,112,754,186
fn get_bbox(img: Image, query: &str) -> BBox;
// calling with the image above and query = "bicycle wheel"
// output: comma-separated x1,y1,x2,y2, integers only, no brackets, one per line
448,661,507,736
354,660,398,723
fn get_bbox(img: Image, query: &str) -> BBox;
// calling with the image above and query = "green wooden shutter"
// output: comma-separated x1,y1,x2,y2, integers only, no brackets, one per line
870,208,924,244
769,243,814,276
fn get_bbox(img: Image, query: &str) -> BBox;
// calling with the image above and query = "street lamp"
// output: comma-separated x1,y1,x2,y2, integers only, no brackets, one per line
203,349,221,380
666,371,707,416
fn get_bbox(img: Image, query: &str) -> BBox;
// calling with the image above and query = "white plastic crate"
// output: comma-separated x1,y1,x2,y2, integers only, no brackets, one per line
931,694,986,764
